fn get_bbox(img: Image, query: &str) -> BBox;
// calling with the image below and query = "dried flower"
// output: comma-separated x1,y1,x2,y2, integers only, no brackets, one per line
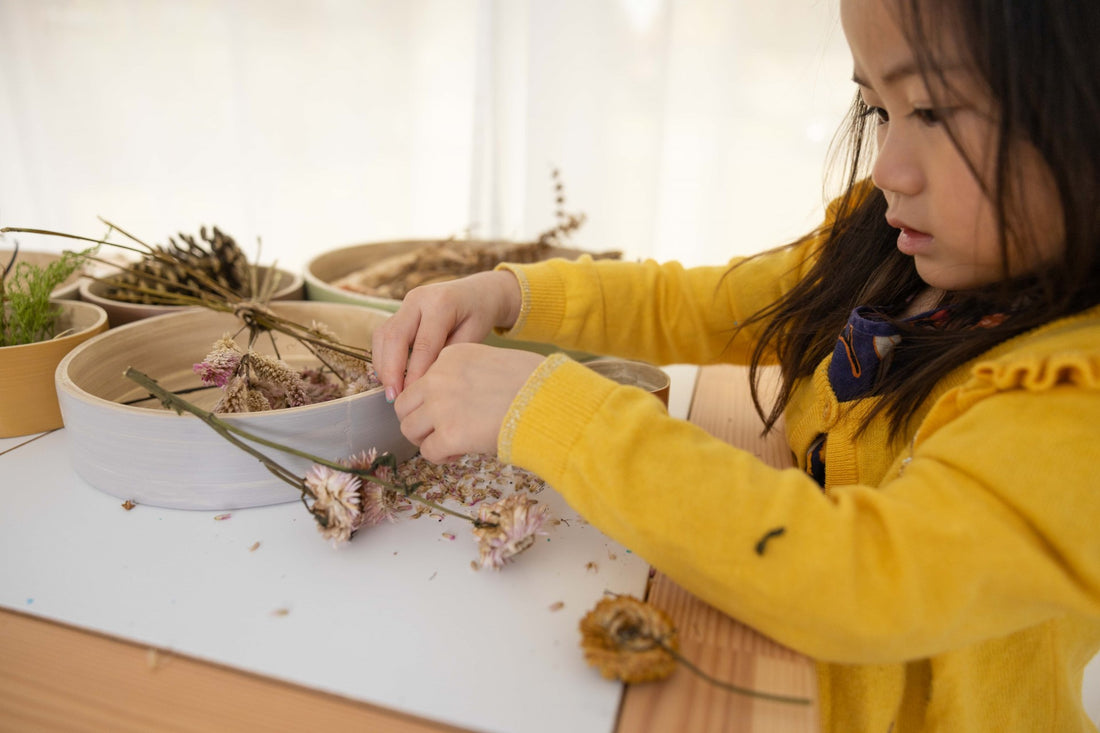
304,464,362,544
358,483,413,527
193,335,242,388
244,351,310,408
299,368,343,403
473,492,550,570
579,595,678,683
308,321,381,395
578,594,812,705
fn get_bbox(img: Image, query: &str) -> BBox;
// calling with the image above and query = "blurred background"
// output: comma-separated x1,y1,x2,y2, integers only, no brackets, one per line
0,0,851,271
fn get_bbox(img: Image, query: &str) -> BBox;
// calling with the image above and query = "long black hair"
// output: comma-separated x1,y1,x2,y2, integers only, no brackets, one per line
740,0,1100,437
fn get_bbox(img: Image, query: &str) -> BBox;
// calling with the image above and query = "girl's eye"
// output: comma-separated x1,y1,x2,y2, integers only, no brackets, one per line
861,105,889,124
911,107,943,125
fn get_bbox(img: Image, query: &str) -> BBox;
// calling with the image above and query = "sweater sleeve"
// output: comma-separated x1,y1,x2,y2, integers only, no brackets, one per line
496,236,820,366
499,351,1100,665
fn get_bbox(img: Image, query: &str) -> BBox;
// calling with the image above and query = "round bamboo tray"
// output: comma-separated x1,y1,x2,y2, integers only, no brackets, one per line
304,239,606,358
0,301,109,437
79,266,304,328
55,301,415,510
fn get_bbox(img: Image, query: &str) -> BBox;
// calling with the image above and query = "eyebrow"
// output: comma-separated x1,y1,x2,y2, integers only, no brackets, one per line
851,60,920,88
853,61,965,89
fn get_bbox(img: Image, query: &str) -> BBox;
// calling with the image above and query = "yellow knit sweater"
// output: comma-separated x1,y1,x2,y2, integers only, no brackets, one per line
495,238,1100,731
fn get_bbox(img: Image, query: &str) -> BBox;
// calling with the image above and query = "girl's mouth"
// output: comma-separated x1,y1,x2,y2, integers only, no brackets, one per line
896,226,933,255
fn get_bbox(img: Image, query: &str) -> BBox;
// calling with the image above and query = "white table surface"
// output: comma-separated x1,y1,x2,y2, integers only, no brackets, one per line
0,365,697,733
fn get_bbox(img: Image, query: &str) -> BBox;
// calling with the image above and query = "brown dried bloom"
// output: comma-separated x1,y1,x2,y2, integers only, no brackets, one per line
214,375,271,413
245,351,309,408
472,492,550,570
579,595,678,683
308,320,379,395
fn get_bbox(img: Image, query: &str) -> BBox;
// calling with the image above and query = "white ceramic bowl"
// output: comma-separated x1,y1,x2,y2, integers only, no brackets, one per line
79,265,304,328
55,301,415,510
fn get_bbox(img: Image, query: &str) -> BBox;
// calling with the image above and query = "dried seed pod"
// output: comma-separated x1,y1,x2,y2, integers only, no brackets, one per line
104,226,253,304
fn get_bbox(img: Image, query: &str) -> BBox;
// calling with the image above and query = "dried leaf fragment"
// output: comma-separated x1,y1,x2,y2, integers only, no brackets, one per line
121,500,136,511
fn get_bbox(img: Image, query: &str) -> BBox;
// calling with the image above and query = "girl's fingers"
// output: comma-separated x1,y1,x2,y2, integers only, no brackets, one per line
372,311,421,395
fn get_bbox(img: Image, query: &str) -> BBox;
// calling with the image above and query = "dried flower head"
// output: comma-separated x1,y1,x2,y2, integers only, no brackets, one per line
308,320,380,395
193,335,242,387
304,464,362,544
358,483,413,527
244,351,310,408
579,595,679,683
472,492,550,570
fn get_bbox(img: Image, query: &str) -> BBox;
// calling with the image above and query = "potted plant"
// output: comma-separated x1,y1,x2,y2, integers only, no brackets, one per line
0,244,108,437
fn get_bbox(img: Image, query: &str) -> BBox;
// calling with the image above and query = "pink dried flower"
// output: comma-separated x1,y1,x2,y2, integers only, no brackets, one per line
473,493,550,570
343,448,379,471
304,464,362,545
358,483,412,527
193,336,242,387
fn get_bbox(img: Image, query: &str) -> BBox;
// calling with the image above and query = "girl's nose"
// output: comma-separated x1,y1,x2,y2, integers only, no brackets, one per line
871,128,924,197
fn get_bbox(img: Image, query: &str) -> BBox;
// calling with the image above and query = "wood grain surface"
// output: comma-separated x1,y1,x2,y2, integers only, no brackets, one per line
0,611,469,733
617,365,820,733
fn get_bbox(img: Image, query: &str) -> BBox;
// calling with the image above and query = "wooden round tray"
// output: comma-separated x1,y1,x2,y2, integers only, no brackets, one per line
79,265,304,328
55,301,415,510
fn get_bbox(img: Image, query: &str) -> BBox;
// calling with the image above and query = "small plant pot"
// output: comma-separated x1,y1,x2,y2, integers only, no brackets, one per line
0,300,109,437
78,266,304,328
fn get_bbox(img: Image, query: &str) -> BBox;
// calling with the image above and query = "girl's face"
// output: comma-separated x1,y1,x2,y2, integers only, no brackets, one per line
841,0,1064,291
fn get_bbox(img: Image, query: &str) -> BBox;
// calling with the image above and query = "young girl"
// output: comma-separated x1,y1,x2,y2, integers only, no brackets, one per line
372,0,1100,729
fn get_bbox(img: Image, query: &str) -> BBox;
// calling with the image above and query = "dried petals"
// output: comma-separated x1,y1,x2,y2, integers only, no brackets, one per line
358,482,412,527
304,464,362,544
473,492,550,570
193,335,242,388
579,595,678,683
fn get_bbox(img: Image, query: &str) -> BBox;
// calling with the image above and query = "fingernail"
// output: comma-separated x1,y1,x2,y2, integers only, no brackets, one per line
385,387,396,404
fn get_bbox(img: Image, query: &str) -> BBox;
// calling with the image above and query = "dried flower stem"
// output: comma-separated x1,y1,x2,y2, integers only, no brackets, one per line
648,636,811,706
124,367,477,524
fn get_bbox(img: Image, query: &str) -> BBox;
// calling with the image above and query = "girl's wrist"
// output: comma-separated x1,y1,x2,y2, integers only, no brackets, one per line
494,269,524,330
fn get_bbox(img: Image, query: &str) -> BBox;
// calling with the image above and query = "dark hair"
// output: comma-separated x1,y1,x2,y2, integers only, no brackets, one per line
741,0,1100,437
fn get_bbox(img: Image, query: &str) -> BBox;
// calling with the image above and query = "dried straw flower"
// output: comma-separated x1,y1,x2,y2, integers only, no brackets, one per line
304,464,363,544
192,335,241,388
358,483,413,527
473,492,550,570
579,595,678,683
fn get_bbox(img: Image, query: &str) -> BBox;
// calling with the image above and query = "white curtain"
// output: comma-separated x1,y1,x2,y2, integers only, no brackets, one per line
0,0,850,273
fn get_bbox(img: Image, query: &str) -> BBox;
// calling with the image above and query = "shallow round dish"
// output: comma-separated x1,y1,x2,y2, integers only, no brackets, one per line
0,248,85,300
305,239,606,358
55,301,416,510
0,301,108,437
585,358,671,408
79,265,304,328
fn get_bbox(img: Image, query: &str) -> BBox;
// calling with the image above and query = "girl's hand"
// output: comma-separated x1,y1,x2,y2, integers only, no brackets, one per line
393,343,544,462
371,270,523,401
